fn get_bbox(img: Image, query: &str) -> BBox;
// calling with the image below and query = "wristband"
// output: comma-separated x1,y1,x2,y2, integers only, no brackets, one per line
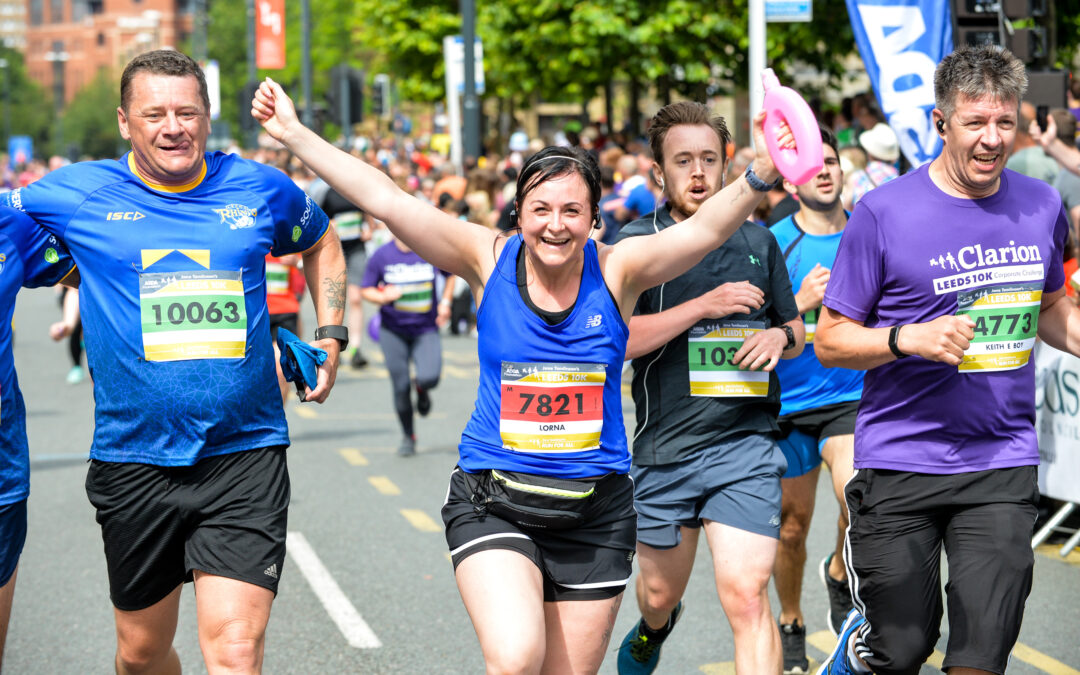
779,324,796,350
888,325,908,359
314,324,349,350
744,163,782,192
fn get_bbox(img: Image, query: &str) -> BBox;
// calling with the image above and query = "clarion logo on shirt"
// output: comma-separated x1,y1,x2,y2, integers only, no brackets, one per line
106,211,145,221
214,204,257,230
929,241,1042,272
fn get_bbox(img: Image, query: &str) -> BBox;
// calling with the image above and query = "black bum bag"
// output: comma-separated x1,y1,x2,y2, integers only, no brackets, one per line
467,469,605,530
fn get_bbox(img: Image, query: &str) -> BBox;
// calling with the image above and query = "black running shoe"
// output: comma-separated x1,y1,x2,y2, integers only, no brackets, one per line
820,553,854,636
350,349,368,368
779,619,810,675
416,386,431,417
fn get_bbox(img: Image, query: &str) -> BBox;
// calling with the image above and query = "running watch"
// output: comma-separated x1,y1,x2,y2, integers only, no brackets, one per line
314,325,349,350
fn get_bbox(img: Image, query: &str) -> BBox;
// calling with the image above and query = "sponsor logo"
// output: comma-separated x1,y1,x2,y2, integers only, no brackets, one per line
9,188,23,212
929,241,1042,272
44,248,59,264
749,254,761,267
300,195,313,228
213,204,257,230
263,563,279,579
585,314,602,329
106,211,145,221
291,225,302,242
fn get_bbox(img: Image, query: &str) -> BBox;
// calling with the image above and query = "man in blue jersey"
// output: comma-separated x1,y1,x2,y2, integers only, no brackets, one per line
614,101,804,674
769,129,860,674
0,212,75,669
2,50,346,673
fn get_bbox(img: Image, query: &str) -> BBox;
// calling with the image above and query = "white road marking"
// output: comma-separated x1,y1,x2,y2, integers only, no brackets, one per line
287,531,382,648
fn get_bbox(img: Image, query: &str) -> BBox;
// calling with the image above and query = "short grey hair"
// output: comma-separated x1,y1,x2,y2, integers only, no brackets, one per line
934,44,1027,121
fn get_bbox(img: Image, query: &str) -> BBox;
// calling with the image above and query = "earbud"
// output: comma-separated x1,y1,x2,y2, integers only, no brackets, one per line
509,209,518,227
936,119,945,134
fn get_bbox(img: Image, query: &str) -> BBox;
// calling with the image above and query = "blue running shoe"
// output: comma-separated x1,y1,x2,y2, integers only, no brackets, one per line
816,608,866,675
616,602,683,674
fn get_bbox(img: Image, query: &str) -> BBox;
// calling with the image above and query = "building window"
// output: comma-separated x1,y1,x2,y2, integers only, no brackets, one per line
72,0,86,22
29,0,43,25
97,32,105,47
50,0,63,23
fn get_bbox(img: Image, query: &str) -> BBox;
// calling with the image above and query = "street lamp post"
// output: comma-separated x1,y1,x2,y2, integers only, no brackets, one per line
44,47,69,157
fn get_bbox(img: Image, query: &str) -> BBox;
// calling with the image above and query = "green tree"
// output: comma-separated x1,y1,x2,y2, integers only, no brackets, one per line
61,69,126,159
0,47,54,157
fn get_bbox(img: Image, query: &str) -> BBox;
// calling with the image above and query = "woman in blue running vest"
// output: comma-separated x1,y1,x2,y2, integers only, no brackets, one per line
253,79,788,673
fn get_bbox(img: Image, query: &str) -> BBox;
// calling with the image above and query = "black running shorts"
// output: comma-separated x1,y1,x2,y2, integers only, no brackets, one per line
85,446,290,611
845,465,1038,675
441,467,636,602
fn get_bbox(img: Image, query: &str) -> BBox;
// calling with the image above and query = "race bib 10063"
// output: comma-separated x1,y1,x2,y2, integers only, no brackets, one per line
139,270,247,361
499,361,605,452
957,282,1040,372
687,320,768,397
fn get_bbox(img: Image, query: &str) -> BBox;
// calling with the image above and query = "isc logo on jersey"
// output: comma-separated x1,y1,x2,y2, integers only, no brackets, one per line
214,204,258,230
106,211,145,221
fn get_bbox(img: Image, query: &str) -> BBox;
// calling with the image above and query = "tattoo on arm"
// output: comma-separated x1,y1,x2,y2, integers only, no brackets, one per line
323,271,346,311
728,182,750,205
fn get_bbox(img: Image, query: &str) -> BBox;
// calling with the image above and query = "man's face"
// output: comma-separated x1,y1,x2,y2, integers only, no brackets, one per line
935,93,1017,199
658,124,726,221
118,72,210,186
792,145,843,213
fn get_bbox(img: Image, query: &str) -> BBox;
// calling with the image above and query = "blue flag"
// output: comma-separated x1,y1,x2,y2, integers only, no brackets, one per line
847,0,953,166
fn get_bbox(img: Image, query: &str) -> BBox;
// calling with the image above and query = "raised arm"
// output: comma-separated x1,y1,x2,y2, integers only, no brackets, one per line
252,78,497,291
603,112,782,311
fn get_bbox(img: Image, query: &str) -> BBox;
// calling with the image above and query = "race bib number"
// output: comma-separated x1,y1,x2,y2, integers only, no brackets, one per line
804,307,819,343
499,362,605,452
687,320,768,397
333,211,364,241
140,270,247,361
266,261,290,296
956,282,1040,372
393,282,434,313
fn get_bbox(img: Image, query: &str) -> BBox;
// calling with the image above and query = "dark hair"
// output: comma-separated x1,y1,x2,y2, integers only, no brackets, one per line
514,146,601,221
121,49,210,114
934,44,1026,121
821,126,839,157
600,166,616,190
648,101,730,167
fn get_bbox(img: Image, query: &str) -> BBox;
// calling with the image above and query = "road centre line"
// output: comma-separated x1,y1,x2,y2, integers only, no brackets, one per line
368,476,401,495
401,509,442,532
338,448,368,466
286,531,381,649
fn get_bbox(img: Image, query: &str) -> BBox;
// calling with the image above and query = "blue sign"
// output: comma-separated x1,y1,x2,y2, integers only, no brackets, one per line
767,1,812,22
8,136,32,169
846,0,953,166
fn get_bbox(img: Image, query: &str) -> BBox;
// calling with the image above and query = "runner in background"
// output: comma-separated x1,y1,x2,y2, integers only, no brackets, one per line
768,128,859,674
361,236,454,457
266,252,306,404
321,186,373,368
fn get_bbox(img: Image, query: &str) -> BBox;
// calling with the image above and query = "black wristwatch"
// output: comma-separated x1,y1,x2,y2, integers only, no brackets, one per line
314,325,349,350
778,324,797,350
745,163,782,192
888,324,908,359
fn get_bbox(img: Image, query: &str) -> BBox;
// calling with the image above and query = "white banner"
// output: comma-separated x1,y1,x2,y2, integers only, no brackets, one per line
1034,342,1080,503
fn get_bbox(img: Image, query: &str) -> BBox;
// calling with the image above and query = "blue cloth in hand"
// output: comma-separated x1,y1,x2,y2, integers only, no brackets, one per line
276,326,327,394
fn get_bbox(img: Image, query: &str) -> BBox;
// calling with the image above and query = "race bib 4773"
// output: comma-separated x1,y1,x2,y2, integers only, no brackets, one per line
956,282,1040,372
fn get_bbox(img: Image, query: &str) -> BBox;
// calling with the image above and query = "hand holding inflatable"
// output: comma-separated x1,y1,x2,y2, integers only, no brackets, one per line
762,69,823,185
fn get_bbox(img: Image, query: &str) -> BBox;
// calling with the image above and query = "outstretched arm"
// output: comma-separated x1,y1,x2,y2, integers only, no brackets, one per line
251,78,497,292
300,228,346,403
603,112,784,313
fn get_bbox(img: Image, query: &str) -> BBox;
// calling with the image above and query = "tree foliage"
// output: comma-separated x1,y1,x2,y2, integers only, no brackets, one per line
0,47,54,156
61,69,125,159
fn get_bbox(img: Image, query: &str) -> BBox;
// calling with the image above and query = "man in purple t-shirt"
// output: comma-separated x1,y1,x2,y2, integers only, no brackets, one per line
815,45,1076,675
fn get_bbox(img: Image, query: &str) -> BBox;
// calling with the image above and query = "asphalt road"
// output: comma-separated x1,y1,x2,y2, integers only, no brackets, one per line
6,287,1080,673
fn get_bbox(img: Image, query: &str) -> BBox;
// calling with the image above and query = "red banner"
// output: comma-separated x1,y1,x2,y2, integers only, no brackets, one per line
255,0,285,70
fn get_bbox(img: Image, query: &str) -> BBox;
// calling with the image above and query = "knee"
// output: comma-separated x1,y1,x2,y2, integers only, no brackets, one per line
637,576,681,617
719,578,771,628
115,641,175,675
202,618,264,672
416,375,440,391
778,511,811,551
483,642,543,675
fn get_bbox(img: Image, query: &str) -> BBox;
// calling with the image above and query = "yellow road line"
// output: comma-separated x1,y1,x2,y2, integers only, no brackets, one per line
1036,543,1080,568
401,509,442,532
368,476,400,495
338,448,368,466
443,364,479,379
1011,643,1080,675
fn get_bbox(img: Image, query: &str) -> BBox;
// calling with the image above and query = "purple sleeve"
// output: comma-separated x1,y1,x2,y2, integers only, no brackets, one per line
360,246,384,288
1046,203,1069,293
822,201,884,323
